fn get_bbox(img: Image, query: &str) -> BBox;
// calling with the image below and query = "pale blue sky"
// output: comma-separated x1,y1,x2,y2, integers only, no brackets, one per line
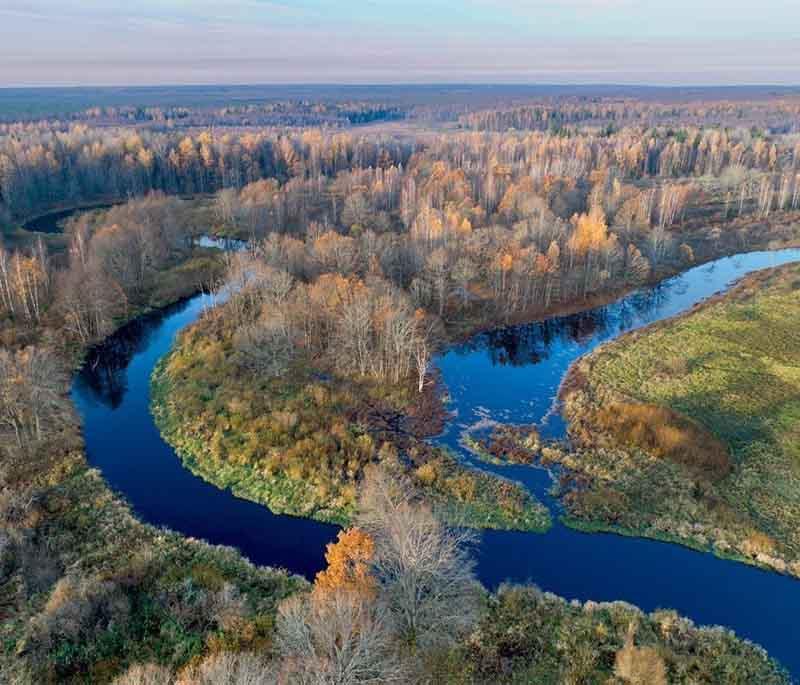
2,0,799,86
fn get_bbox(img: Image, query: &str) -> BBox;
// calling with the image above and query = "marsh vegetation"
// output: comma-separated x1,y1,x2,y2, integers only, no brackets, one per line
560,263,800,575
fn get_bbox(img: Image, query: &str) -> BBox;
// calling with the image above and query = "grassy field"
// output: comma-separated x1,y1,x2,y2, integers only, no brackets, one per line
560,263,800,575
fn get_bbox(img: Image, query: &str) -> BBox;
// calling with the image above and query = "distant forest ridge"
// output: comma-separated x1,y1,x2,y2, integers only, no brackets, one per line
2,83,800,122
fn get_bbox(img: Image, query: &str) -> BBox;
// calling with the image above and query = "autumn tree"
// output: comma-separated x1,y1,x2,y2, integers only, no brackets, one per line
356,466,481,648
624,244,651,283
314,528,376,598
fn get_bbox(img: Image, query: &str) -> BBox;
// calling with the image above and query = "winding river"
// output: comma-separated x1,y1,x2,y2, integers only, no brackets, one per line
22,203,120,233
73,248,800,677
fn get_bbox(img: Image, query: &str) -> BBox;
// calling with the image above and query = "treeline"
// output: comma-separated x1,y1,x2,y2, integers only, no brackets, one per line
64,101,406,129
198,139,800,322
210,139,800,238
4,117,800,226
218,202,657,334
0,126,412,222
460,97,800,133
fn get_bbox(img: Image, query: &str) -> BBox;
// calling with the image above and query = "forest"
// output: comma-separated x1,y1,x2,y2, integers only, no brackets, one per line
1,90,799,683
3,93,800,228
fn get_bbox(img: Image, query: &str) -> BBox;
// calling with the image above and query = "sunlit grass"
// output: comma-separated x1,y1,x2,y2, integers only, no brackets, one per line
562,264,800,574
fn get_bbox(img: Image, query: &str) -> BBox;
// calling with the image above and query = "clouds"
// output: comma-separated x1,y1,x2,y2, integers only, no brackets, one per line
1,0,799,86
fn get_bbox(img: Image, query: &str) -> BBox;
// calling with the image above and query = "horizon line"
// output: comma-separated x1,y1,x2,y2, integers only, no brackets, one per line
2,81,800,91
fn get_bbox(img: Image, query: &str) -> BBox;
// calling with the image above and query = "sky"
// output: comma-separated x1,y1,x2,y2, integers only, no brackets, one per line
2,0,799,87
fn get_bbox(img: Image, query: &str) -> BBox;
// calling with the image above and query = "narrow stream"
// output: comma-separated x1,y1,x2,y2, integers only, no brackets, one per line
73,248,800,677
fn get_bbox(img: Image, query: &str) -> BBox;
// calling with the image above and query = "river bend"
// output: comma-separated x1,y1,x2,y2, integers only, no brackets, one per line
73,248,800,677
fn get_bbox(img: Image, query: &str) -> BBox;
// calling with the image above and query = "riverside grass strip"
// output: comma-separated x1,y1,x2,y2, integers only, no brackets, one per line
560,263,800,576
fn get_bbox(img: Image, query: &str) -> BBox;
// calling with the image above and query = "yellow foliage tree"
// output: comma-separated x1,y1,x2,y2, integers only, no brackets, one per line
568,206,609,258
314,528,376,598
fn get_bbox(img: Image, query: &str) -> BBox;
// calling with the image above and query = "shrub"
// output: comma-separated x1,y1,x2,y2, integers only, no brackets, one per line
112,663,172,685
593,401,731,479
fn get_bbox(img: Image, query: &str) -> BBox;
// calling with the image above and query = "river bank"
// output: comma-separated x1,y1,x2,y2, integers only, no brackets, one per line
558,262,800,578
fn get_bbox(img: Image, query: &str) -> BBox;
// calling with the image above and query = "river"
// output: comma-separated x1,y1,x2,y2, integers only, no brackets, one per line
22,203,120,233
73,248,800,678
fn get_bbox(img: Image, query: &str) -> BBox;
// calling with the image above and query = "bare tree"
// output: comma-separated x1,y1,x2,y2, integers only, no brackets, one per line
0,347,65,449
233,312,293,378
215,187,241,228
58,265,127,343
411,312,438,393
277,589,405,685
0,243,50,323
425,249,450,317
451,256,477,307
356,466,481,648
177,652,278,685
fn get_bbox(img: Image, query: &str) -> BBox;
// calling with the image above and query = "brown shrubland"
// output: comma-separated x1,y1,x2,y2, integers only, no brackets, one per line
592,401,731,479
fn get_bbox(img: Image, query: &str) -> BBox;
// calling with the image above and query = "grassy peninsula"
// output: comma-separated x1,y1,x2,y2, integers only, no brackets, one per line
150,301,551,533
559,263,800,575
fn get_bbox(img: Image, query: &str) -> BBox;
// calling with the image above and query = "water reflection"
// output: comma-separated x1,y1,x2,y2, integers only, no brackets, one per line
194,235,247,251
22,203,118,233
77,301,192,408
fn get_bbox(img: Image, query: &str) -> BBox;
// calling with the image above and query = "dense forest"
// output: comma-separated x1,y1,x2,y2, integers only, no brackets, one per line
458,97,800,133
1,91,799,683
3,95,800,226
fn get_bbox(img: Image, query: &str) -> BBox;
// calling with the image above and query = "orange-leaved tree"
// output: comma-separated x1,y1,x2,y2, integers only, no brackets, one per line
313,527,376,598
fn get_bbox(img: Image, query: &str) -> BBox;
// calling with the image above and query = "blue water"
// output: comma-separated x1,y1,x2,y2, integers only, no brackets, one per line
73,249,800,677
73,296,337,578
